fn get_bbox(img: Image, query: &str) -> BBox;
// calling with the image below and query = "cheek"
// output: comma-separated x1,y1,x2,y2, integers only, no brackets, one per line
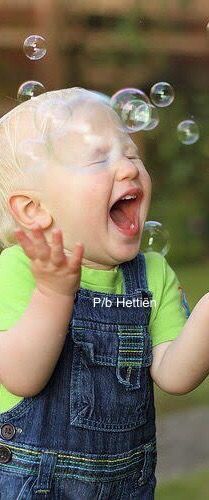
78,169,109,206
141,169,152,201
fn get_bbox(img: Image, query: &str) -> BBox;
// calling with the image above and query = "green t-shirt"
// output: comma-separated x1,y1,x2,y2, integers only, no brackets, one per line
0,245,189,413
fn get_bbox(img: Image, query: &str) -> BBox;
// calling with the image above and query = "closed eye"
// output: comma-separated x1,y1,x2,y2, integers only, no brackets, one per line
126,155,140,160
91,158,108,165
89,155,139,165
84,158,108,167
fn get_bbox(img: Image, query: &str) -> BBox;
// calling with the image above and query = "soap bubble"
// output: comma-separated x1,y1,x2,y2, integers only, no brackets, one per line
150,82,175,107
23,35,47,60
35,97,72,135
143,104,159,130
141,221,170,256
89,90,111,105
17,81,46,102
177,120,200,145
17,138,49,171
110,88,151,132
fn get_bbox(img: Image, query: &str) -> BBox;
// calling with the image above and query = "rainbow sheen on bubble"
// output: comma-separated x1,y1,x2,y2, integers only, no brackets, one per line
141,221,170,256
177,120,200,145
150,82,175,108
17,81,46,102
110,88,151,132
23,35,47,60
143,104,160,131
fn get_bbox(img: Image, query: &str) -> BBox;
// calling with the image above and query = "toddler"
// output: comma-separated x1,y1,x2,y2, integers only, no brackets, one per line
0,88,209,499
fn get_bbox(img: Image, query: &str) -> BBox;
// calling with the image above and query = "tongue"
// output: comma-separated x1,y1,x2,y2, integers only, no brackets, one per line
110,200,134,229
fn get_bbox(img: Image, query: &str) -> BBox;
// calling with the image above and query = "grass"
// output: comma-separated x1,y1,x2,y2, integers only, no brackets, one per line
155,468,209,500
155,378,209,416
154,260,209,416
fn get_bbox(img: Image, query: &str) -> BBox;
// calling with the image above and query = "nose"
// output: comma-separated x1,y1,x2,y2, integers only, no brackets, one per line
114,156,139,182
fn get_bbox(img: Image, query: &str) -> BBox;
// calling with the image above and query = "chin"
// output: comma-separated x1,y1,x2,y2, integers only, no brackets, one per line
112,240,141,264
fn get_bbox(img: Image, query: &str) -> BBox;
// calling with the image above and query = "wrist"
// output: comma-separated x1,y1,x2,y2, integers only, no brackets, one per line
34,286,76,304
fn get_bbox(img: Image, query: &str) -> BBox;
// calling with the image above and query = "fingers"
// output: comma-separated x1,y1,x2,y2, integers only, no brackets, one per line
14,227,37,260
50,228,66,266
30,226,51,261
14,225,84,269
14,224,50,261
68,242,84,272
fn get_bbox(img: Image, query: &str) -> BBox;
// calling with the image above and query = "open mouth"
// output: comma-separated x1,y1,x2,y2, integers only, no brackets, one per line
109,192,142,236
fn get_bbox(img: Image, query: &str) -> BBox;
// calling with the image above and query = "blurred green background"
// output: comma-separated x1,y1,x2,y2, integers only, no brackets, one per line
0,0,209,497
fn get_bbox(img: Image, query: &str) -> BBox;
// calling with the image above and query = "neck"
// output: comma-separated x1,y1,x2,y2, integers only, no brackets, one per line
64,248,117,270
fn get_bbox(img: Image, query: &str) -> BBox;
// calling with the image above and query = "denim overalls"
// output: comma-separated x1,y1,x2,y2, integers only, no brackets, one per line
0,252,157,499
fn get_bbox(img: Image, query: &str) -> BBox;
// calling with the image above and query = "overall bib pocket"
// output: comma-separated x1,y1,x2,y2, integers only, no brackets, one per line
70,319,153,432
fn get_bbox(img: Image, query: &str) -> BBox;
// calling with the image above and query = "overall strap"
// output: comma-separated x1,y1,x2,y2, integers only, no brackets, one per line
119,252,148,294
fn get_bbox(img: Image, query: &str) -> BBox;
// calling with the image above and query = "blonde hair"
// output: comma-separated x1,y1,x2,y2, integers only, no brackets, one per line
0,87,109,250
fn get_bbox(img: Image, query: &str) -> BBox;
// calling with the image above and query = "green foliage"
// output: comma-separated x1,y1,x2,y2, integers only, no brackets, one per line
100,3,209,266
102,8,209,266
114,13,147,55
143,90,209,264
155,377,209,417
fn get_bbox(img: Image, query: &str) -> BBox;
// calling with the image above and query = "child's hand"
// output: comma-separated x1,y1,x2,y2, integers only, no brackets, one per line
14,224,84,298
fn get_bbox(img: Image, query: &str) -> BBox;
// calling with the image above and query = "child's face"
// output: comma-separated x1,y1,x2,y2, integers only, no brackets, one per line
38,99,151,269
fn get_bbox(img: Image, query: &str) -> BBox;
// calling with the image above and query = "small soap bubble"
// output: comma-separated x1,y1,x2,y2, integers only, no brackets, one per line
17,81,46,102
141,221,170,256
150,82,175,108
23,35,47,60
110,88,151,132
143,104,159,130
177,120,200,145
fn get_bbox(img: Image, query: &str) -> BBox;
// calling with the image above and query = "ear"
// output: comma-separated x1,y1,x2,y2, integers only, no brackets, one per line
8,193,53,230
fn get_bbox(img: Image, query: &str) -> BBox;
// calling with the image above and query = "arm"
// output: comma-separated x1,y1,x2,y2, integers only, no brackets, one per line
151,293,209,394
0,224,84,397
0,289,74,397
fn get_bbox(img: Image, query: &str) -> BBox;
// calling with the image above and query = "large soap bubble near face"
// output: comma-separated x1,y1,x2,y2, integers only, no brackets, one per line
34,94,76,165
23,35,47,60
35,94,73,137
8,102,53,182
17,81,46,102
17,138,50,173
177,120,200,145
88,90,111,106
42,93,128,169
110,88,151,132
150,82,175,108
141,221,170,256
